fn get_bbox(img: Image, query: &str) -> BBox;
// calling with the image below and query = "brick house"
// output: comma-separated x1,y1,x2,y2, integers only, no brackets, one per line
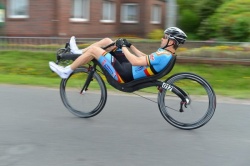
0,0,167,38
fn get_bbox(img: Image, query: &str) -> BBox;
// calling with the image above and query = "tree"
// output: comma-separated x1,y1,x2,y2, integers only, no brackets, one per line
177,0,224,36
179,9,200,33
196,0,225,21
198,0,250,41
176,0,200,34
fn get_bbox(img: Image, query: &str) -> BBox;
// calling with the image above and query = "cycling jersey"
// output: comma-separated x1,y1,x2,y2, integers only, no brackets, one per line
132,48,172,79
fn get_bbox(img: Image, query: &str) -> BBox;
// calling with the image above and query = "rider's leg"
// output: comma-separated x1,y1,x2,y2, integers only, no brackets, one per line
70,37,115,54
70,46,106,70
49,46,108,79
84,38,115,51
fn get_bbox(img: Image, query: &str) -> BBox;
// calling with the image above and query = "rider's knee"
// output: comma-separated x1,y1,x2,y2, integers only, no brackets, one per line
88,46,105,59
88,46,98,54
102,38,113,44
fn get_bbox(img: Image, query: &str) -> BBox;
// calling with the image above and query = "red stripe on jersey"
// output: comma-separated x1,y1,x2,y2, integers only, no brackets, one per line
144,69,150,76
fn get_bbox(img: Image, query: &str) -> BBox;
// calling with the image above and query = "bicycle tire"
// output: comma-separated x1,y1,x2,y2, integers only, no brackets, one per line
158,72,216,130
60,67,107,118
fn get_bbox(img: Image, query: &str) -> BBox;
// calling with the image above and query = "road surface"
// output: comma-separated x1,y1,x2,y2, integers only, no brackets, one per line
0,85,249,166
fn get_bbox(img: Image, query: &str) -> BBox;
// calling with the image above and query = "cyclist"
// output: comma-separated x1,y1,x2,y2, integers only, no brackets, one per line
49,27,187,82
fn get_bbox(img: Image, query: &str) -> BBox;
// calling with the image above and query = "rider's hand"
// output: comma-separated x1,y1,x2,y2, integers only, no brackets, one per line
115,38,124,49
123,39,132,48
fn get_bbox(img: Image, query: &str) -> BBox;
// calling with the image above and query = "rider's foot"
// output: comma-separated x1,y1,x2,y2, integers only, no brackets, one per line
49,61,73,79
70,36,83,54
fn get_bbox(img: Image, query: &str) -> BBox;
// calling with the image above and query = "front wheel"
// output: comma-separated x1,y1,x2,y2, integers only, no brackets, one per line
158,73,216,130
60,67,107,118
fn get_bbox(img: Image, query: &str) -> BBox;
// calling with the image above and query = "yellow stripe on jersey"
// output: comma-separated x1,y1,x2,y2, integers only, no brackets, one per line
144,67,154,76
102,51,108,56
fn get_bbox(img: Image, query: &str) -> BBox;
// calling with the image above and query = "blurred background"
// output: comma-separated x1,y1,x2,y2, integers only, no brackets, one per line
0,0,249,56
0,0,249,39
0,0,249,98
0,0,250,51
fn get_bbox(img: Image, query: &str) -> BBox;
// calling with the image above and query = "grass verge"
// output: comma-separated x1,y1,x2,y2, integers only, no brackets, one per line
0,51,249,99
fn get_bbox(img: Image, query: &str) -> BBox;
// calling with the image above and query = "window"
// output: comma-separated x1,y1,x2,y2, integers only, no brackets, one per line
151,5,161,24
101,1,116,23
121,3,139,23
0,9,5,22
8,0,29,18
70,0,90,22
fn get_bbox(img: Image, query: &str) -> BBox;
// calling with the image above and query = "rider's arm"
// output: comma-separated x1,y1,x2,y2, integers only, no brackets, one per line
121,47,148,66
129,45,147,57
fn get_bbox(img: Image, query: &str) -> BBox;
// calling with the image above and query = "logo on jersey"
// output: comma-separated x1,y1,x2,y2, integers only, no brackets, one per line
104,64,114,75
149,54,154,61
135,66,145,72
101,59,107,66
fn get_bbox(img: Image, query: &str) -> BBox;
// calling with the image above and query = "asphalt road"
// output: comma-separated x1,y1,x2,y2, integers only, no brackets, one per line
0,84,250,166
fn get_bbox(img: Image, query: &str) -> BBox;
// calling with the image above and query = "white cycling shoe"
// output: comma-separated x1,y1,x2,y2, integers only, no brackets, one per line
49,61,72,79
70,36,83,54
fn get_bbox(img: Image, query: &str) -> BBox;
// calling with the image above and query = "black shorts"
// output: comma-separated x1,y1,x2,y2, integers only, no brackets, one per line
112,57,133,82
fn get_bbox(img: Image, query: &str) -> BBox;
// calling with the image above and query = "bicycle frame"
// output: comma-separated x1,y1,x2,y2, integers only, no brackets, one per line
56,44,189,103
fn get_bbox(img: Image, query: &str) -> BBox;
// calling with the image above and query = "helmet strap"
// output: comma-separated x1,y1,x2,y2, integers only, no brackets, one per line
161,39,176,55
161,39,174,50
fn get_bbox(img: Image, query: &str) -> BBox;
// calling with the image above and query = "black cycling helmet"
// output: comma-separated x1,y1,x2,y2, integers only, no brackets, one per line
162,27,187,49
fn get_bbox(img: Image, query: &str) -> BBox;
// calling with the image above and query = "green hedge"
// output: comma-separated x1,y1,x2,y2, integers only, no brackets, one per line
198,0,250,41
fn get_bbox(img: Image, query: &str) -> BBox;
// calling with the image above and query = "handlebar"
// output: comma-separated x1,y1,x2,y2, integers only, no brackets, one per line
101,42,115,50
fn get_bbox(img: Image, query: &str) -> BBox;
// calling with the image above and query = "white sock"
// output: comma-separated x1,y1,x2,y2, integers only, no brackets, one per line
65,65,73,74
70,36,83,54
72,49,83,54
